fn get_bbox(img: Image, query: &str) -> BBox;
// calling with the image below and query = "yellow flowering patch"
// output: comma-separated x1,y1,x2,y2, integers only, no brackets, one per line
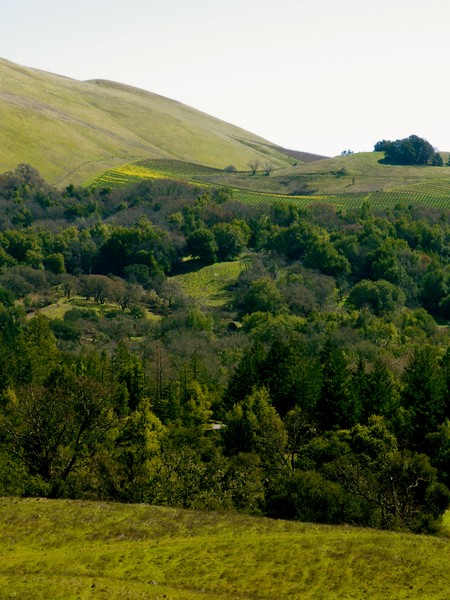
92,160,217,189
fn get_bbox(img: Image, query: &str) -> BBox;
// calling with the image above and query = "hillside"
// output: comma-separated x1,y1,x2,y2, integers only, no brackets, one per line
182,151,450,195
0,58,301,185
92,152,450,211
274,151,450,193
0,498,449,600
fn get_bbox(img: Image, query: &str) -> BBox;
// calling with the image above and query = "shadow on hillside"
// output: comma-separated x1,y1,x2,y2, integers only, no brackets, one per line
170,258,210,276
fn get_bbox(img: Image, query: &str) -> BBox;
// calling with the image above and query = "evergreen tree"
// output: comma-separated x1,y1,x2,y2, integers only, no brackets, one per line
225,341,266,409
262,337,320,417
316,341,354,431
350,355,399,422
400,346,445,451
222,387,287,476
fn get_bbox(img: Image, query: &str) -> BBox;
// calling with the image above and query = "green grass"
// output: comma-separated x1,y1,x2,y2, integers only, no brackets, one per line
174,151,450,196
0,497,449,599
275,152,450,193
26,294,158,322
25,294,116,320
171,260,245,308
4,56,450,208
0,58,292,185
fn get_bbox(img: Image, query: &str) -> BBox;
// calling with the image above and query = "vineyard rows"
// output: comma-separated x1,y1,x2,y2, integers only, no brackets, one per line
392,180,450,198
137,159,225,179
92,161,450,210
232,190,326,208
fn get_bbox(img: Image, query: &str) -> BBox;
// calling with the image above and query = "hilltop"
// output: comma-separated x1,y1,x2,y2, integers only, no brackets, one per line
0,58,317,185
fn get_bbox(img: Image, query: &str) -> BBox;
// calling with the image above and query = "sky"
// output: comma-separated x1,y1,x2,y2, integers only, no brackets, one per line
2,0,449,157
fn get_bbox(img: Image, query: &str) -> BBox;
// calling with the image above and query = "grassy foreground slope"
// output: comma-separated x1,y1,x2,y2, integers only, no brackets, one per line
0,58,295,185
0,498,449,600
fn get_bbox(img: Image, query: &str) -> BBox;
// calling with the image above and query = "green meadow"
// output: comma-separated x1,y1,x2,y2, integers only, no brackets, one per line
0,498,449,600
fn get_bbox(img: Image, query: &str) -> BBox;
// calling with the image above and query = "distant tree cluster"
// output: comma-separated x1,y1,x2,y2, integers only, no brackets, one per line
374,135,443,166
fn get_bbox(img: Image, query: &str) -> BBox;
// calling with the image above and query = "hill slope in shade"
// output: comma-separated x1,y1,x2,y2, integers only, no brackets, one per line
0,58,305,184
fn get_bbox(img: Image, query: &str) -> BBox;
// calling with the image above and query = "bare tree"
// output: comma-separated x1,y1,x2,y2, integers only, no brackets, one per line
263,162,274,176
248,160,261,175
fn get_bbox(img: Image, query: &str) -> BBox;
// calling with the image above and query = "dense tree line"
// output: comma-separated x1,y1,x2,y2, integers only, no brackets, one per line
0,164,450,533
374,135,443,166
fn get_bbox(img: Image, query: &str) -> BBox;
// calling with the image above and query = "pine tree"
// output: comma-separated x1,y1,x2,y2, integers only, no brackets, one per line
400,346,445,451
316,340,354,431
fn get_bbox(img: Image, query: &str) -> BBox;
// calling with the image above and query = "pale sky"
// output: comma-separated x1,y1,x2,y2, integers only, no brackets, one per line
2,0,449,156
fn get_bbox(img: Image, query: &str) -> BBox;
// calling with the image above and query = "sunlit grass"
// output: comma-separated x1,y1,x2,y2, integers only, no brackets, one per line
0,59,292,185
0,498,449,600
26,294,158,322
171,260,245,307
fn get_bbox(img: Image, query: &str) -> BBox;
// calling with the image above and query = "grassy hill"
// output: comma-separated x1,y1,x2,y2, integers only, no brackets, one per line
272,151,450,194
0,58,300,185
0,497,449,599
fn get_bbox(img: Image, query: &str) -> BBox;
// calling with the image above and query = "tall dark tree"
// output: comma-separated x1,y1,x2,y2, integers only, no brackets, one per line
316,341,355,431
225,342,267,409
350,355,399,423
186,229,218,264
262,338,320,417
399,346,445,451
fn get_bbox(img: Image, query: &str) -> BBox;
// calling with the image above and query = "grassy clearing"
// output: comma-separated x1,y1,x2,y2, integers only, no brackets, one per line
25,294,116,320
0,497,449,600
171,260,245,308
26,294,158,322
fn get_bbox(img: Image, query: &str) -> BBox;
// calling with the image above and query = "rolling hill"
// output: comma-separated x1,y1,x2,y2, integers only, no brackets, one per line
0,58,312,185
2,57,450,211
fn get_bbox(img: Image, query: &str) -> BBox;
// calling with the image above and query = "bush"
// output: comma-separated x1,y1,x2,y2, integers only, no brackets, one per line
265,470,369,525
50,319,81,342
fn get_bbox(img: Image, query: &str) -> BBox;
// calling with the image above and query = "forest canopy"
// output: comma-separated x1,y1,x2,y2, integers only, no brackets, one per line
0,164,450,533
